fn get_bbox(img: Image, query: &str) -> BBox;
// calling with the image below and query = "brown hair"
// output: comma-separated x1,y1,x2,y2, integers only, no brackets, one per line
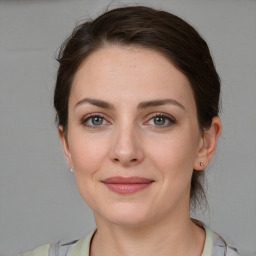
54,6,220,209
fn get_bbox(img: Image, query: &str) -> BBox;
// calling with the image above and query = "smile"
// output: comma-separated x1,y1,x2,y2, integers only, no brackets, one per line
101,176,154,194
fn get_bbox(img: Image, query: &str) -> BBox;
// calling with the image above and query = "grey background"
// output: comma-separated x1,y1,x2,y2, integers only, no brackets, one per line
0,0,255,255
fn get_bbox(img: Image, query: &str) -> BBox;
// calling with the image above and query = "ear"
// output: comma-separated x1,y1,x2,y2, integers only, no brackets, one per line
194,116,222,170
58,126,73,169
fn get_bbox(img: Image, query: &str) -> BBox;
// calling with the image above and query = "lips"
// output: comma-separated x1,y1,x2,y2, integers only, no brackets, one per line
102,176,154,194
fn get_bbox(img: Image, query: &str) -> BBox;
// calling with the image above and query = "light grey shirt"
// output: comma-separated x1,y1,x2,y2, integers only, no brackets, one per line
21,224,239,256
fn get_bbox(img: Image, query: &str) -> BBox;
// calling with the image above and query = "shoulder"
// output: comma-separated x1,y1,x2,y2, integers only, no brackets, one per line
227,246,240,256
227,246,239,256
19,240,78,256
20,244,50,256
20,231,95,256
193,219,240,256
212,232,240,256
209,227,240,256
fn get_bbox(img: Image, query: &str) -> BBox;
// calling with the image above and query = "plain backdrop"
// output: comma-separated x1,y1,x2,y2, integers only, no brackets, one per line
0,0,255,255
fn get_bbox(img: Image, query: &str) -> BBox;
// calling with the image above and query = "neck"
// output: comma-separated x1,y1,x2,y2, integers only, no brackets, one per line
90,214,205,256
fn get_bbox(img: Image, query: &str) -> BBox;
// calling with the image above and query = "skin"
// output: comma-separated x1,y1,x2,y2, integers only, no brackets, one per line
59,46,221,256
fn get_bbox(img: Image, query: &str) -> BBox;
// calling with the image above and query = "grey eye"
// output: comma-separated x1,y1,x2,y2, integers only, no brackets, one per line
154,116,167,125
81,114,109,128
91,117,104,125
146,114,176,128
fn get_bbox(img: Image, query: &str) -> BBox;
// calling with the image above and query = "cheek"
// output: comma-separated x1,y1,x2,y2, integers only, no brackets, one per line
68,132,109,175
68,132,110,208
146,131,198,174
145,129,200,200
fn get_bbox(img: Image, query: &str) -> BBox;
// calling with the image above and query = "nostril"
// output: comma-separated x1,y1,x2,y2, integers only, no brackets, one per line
113,158,137,164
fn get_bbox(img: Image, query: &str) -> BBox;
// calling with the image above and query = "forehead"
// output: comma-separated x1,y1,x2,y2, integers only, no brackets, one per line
70,46,195,109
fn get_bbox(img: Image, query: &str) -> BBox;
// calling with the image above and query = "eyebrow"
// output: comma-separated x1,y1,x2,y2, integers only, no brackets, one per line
74,98,185,110
74,98,114,109
137,99,185,110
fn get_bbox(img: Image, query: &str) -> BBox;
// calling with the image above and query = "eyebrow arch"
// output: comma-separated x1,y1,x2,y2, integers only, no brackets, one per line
138,99,185,110
74,98,114,109
74,98,185,111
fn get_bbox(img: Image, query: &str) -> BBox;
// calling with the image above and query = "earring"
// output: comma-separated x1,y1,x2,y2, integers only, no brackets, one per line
70,169,74,172
200,162,204,167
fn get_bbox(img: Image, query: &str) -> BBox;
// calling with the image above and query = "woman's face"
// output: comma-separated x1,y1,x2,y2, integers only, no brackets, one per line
60,46,208,226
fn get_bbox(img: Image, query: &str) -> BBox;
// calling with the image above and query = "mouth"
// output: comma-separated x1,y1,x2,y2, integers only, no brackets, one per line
101,176,154,194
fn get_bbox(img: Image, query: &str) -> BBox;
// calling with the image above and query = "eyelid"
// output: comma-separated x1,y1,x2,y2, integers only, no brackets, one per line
79,112,176,129
143,112,177,127
146,112,176,121
80,112,111,127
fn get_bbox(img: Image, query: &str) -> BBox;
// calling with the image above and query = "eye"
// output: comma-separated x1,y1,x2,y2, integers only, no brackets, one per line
146,113,176,128
153,116,167,125
81,114,109,128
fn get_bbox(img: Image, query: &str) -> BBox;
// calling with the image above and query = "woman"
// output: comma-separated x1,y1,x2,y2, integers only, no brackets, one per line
23,6,239,256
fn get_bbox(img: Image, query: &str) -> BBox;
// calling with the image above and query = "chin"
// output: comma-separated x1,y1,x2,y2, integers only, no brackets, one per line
108,215,150,227
95,204,153,227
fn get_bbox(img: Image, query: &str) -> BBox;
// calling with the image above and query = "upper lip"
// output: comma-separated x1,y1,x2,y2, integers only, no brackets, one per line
102,176,154,184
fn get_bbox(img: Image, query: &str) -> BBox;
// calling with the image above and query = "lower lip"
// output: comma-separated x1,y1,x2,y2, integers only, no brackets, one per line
103,183,153,194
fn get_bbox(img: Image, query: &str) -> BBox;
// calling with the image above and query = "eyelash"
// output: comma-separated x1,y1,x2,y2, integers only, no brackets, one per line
80,113,176,129
145,113,176,128
80,113,110,128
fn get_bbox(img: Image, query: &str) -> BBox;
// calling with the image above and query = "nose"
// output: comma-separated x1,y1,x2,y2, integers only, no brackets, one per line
110,125,144,167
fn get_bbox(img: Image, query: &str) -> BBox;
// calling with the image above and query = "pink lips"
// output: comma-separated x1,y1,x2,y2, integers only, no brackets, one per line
102,176,154,194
